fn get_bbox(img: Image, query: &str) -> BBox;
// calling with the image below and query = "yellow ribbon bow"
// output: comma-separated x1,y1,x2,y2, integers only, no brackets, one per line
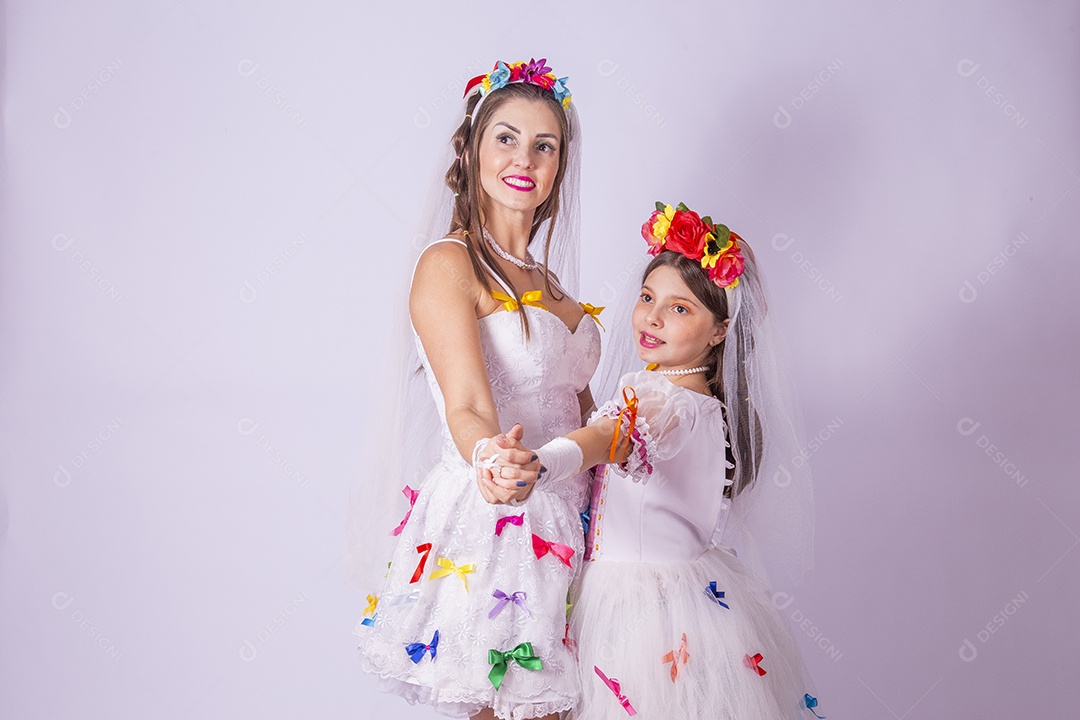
578,302,605,329
362,594,378,617
429,557,476,591
491,289,547,312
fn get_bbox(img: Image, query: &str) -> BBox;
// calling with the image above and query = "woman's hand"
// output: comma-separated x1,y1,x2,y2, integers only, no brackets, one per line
476,424,542,504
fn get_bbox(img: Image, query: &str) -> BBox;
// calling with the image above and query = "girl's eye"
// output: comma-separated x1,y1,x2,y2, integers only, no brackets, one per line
673,305,688,315
639,292,652,303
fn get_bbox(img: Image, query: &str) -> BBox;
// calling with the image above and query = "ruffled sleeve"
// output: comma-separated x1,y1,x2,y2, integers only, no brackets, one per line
587,369,700,483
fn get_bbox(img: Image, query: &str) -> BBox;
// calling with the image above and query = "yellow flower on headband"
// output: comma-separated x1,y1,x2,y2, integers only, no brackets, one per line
642,204,676,256
652,204,675,240
700,233,720,269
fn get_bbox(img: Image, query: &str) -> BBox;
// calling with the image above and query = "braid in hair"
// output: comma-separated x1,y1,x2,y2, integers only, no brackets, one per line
442,84,572,339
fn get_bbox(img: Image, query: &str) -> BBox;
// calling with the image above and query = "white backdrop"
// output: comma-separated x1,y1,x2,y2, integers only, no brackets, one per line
2,1,1078,717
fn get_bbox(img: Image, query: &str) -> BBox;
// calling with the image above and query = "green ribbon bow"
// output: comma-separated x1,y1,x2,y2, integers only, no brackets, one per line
487,642,543,690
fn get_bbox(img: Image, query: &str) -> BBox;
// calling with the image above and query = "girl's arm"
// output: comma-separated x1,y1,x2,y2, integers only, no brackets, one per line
410,242,538,503
484,416,628,493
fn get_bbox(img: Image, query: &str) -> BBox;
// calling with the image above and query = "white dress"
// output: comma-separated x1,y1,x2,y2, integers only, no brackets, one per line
570,370,820,720
356,240,601,719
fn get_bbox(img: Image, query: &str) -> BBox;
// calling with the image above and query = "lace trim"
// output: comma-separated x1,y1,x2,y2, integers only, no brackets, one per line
358,654,575,720
589,399,657,483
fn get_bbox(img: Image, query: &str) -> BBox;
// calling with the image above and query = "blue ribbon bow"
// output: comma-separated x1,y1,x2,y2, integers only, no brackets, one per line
360,613,378,628
580,509,591,535
405,630,439,664
704,582,729,609
804,693,826,718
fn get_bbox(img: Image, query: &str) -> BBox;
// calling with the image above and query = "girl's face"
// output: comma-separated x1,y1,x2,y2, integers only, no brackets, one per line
477,98,562,217
632,264,728,369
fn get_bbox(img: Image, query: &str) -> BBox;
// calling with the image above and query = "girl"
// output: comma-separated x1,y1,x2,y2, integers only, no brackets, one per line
485,202,821,718
351,59,603,720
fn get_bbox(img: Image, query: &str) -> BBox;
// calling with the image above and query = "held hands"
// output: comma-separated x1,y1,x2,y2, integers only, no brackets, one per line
475,423,543,505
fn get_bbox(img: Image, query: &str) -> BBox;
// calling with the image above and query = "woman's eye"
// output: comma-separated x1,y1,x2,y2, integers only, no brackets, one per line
536,142,555,153
497,133,515,144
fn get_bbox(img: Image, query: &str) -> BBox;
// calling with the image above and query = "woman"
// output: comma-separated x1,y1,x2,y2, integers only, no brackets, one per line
352,59,602,720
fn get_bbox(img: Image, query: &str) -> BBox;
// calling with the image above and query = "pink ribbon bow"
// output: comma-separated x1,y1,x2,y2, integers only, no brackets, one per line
661,633,690,682
495,512,525,537
390,486,419,536
744,652,767,676
531,533,574,568
594,665,636,716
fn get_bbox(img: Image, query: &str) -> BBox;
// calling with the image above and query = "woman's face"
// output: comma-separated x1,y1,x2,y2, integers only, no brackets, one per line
476,97,562,218
632,264,727,369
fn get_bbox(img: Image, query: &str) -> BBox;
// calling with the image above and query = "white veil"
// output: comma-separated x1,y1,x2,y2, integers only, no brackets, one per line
593,240,815,589
345,69,583,595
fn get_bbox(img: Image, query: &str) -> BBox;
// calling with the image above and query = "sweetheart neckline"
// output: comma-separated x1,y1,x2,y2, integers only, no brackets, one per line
478,303,593,338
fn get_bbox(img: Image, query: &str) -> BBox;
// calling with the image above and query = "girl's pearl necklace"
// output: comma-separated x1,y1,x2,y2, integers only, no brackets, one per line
484,228,538,270
650,365,710,376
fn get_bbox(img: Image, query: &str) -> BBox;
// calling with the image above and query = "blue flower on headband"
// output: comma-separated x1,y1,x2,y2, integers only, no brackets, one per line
552,76,571,108
485,61,512,94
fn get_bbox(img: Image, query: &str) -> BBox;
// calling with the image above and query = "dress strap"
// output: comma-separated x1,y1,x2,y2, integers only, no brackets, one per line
411,236,518,297
410,237,468,285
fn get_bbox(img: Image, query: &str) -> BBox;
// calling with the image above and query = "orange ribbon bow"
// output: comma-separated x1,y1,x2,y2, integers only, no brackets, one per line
609,387,639,462
661,633,690,682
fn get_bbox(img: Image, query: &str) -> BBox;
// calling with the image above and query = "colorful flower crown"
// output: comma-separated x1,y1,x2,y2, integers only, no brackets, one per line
642,202,746,289
463,58,571,110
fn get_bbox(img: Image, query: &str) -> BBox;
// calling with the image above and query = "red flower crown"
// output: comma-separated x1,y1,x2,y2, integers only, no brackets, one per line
641,202,746,289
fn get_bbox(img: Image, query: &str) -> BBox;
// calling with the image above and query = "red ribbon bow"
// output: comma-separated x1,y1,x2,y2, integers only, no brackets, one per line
495,512,525,536
463,72,487,98
409,543,433,584
744,652,767,676
562,622,578,659
594,665,637,716
661,633,690,682
531,533,574,568
390,485,420,537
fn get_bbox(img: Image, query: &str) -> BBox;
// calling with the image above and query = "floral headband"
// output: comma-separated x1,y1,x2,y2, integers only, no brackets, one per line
463,58,572,110
642,202,746,289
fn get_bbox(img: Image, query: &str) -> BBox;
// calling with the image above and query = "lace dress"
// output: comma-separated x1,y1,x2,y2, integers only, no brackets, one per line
570,370,820,720
357,240,601,719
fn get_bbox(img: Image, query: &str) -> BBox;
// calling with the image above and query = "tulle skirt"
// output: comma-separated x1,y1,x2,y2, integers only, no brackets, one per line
568,546,818,719
356,458,587,719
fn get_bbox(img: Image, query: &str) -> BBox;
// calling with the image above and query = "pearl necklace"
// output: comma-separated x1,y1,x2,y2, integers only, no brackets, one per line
483,228,538,270
651,365,710,376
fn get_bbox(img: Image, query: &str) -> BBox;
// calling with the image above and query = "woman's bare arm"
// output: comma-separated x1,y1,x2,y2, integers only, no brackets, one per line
410,242,537,503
